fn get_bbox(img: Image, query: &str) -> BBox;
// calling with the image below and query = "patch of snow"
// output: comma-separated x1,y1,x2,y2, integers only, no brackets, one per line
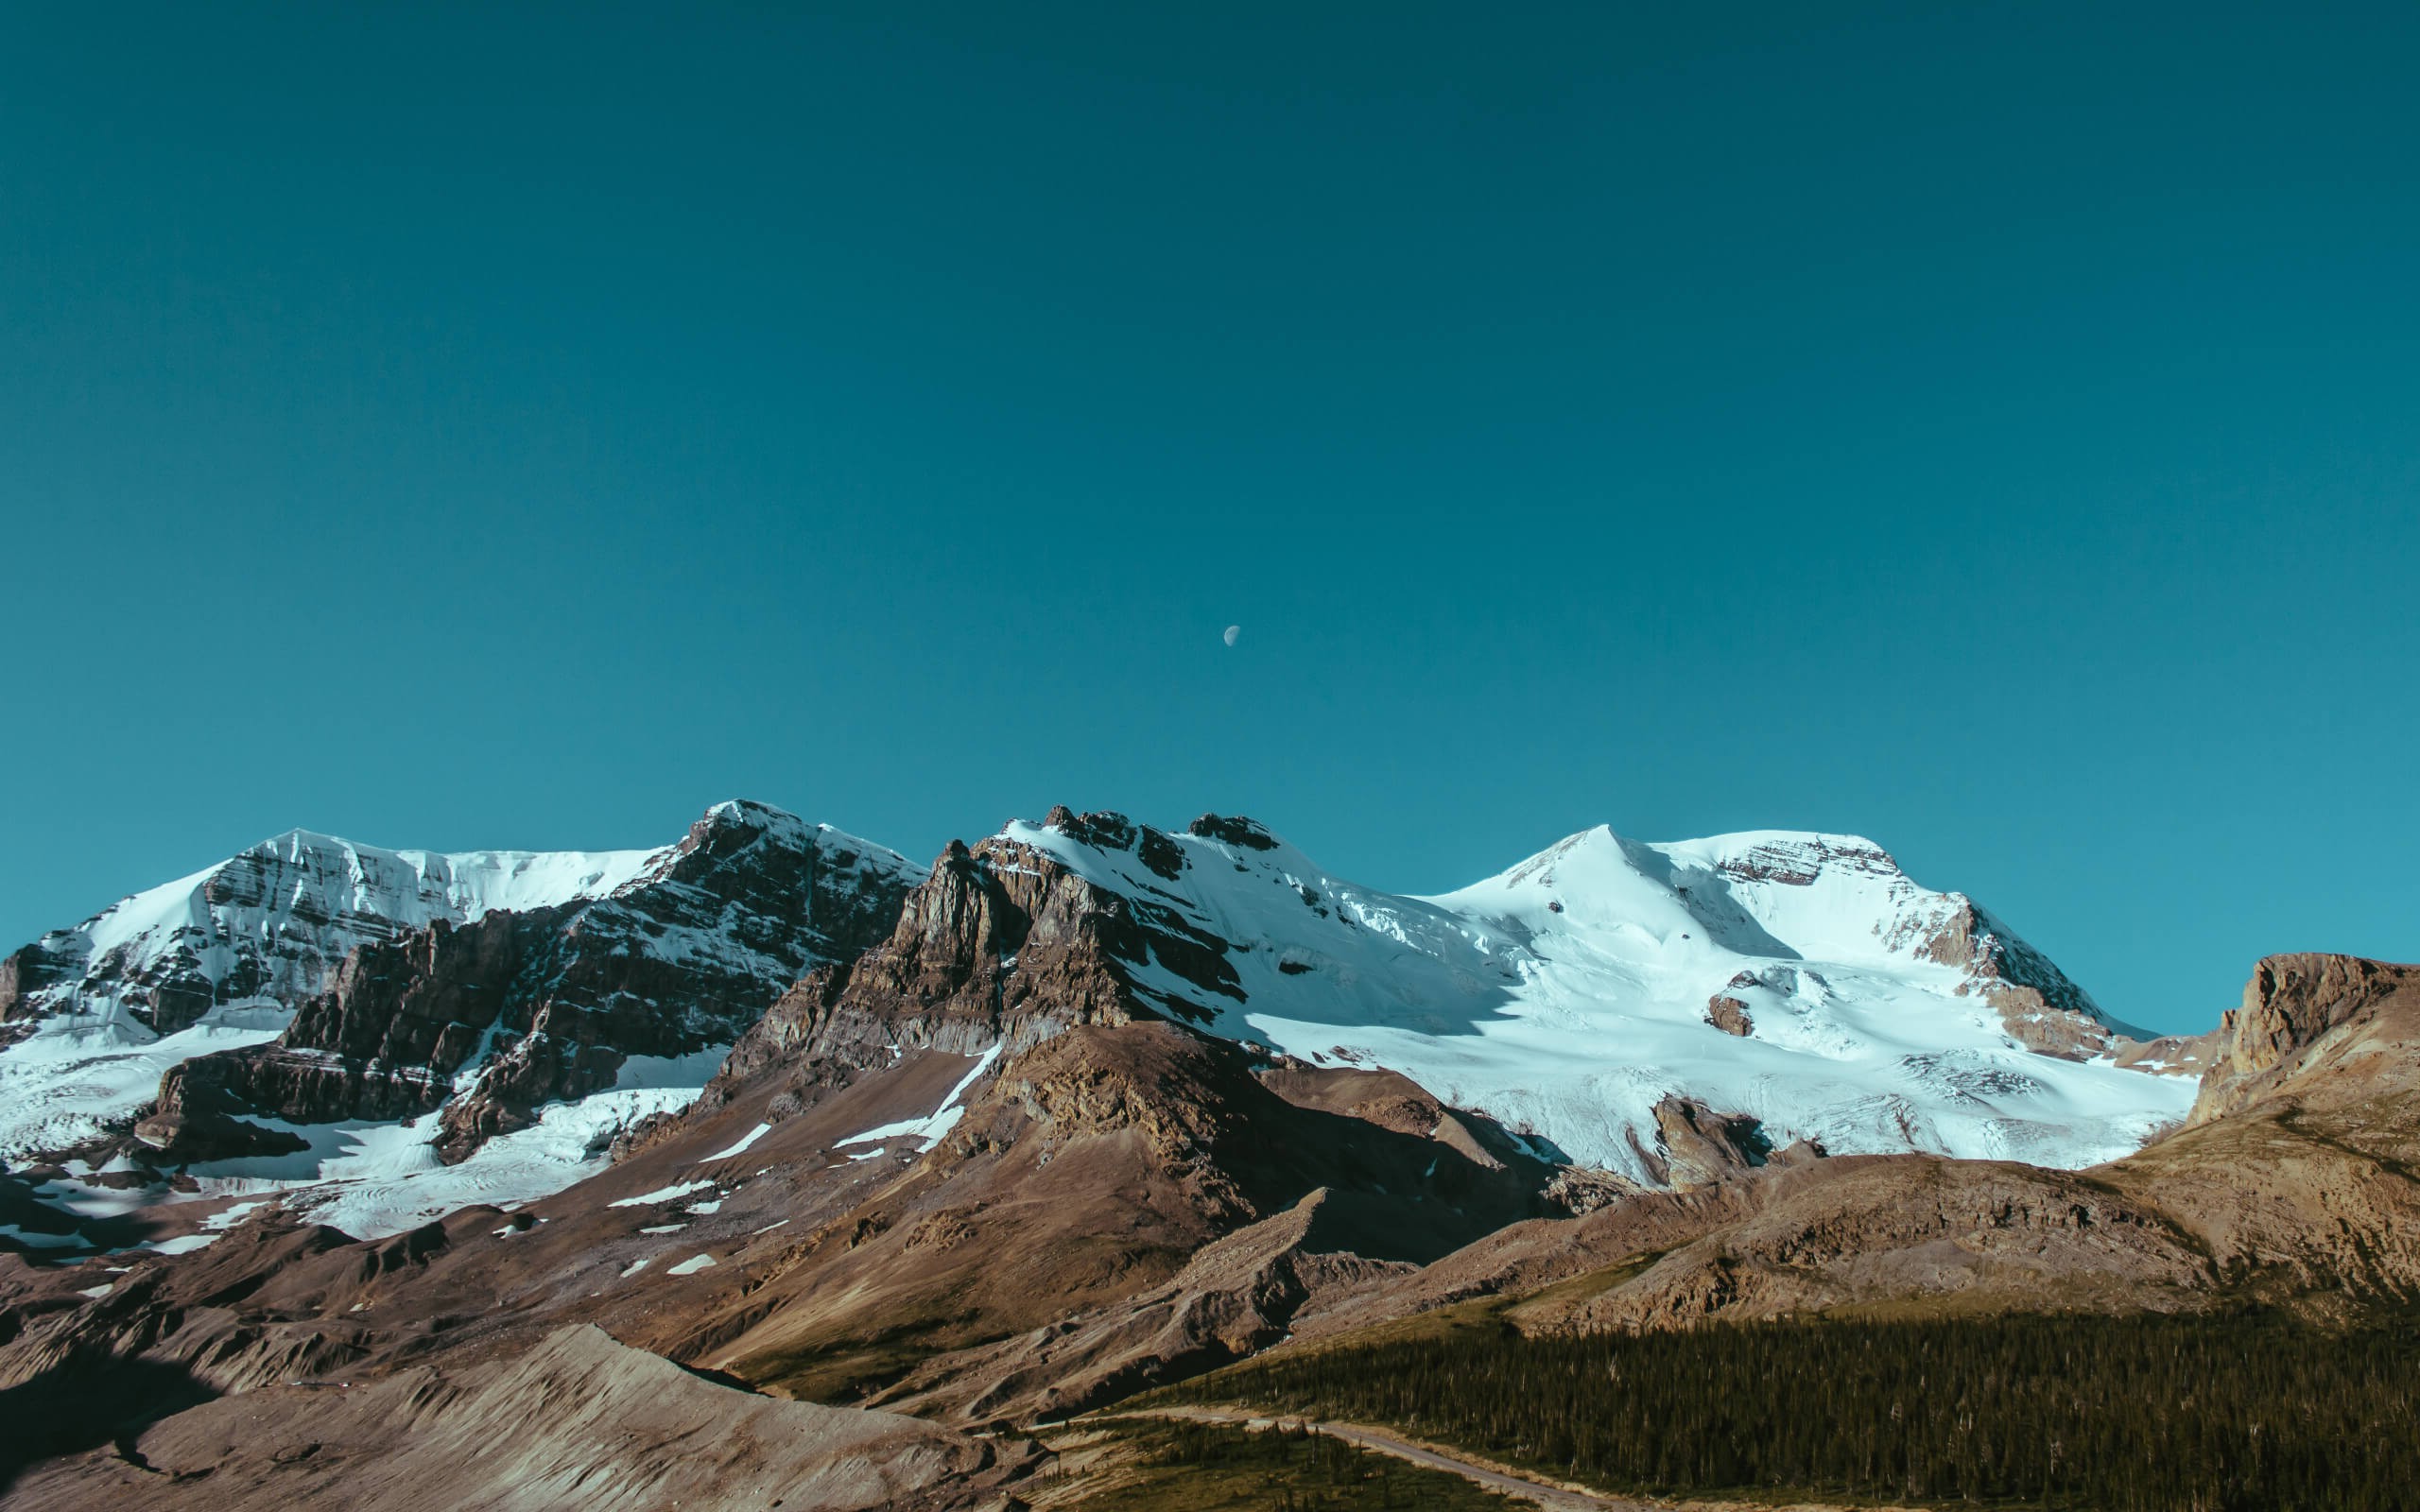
183,1080,714,1239
0,1000,294,1160
609,1179,718,1211
666,1253,717,1276
143,1233,219,1256
199,1199,267,1232
834,1043,1002,1154
700,1122,772,1162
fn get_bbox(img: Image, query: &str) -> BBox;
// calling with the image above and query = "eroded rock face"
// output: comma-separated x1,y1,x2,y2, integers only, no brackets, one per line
1644,1094,1772,1189
1910,896,2119,1060
701,812,1243,1115
2189,954,2420,1125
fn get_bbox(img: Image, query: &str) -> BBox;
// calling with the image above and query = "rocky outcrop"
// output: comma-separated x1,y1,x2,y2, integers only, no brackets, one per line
700,811,1246,1120
132,1057,316,1165
2188,954,2420,1125
1704,988,1754,1037
0,937,87,1046
1644,1094,1772,1188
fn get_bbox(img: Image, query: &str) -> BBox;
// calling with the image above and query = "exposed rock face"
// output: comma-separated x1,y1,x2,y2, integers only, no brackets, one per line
132,801,923,1163
1184,812,1282,850
2189,954,2420,1124
1704,985,1755,1037
1644,1094,1772,1188
1905,895,2123,1059
0,938,86,1049
701,812,1242,1115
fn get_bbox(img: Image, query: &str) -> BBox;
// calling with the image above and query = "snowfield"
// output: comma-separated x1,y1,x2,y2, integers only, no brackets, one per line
1004,817,2198,1183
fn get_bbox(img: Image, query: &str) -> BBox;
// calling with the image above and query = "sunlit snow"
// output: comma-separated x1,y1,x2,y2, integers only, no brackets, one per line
1005,816,2198,1183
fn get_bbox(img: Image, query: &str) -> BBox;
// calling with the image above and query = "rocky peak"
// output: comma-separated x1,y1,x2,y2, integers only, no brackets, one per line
1042,806,1187,879
1185,813,1281,850
705,816,1243,1109
9,802,924,1183
2188,954,2420,1125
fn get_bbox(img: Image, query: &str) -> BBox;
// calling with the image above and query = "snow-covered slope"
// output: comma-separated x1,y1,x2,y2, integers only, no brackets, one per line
2,831,666,1040
994,813,2194,1182
0,802,922,1240
0,833,666,1160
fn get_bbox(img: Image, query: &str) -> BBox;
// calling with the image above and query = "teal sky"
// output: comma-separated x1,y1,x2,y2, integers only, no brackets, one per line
4,4,2415,1033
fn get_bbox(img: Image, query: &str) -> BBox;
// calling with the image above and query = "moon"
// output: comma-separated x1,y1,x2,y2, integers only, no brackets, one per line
1222,625,1241,647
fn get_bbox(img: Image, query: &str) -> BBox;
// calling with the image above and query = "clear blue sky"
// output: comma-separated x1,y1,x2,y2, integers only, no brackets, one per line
4,4,2414,1034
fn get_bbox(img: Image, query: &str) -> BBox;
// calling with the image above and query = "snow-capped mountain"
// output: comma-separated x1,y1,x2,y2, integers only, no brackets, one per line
0,801,921,1238
0,799,2195,1251
0,831,665,1041
924,810,2193,1182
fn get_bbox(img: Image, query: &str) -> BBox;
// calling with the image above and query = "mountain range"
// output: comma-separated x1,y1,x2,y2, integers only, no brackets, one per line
0,799,2404,1510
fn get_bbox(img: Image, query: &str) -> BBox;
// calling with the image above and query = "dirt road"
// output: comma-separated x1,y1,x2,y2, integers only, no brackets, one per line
1115,1403,1655,1511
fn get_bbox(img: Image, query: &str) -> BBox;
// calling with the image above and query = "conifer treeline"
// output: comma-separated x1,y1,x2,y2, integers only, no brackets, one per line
1171,1309,2420,1510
